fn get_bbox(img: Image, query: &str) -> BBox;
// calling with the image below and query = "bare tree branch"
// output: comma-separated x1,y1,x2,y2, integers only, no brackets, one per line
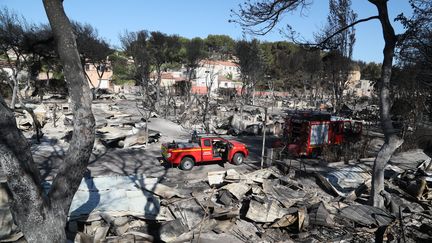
231,0,312,35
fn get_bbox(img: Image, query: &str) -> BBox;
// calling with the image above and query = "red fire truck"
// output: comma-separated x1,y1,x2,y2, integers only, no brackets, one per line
276,111,362,158
161,135,249,170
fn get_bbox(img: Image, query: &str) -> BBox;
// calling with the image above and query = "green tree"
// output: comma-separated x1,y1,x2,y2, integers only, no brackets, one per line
0,7,33,108
184,37,208,98
360,61,381,81
235,39,265,105
73,22,113,99
148,31,182,111
205,34,235,59
109,51,135,85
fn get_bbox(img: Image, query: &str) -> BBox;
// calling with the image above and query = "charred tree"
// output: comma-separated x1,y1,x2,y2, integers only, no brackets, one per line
233,0,405,207
0,0,95,241
184,37,207,101
368,0,403,208
235,39,265,106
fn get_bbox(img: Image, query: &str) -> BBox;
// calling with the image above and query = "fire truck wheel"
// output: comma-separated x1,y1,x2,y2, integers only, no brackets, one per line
180,157,195,170
232,153,244,165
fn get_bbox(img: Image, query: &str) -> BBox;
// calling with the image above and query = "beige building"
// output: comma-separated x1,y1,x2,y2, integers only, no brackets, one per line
344,70,374,97
84,63,113,90
150,71,185,87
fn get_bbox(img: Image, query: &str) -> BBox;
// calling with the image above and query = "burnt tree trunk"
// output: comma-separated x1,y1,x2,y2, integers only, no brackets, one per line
0,0,95,241
369,0,403,208
10,80,18,109
155,65,162,113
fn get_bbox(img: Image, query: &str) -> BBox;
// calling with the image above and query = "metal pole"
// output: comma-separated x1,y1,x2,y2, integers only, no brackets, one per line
261,107,267,168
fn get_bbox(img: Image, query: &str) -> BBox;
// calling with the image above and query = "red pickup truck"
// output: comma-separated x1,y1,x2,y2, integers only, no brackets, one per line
161,135,249,170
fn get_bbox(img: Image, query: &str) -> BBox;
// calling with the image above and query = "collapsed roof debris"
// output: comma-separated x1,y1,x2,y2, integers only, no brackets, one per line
2,93,432,242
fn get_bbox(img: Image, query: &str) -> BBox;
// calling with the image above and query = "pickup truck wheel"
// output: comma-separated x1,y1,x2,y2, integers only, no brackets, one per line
232,153,244,165
180,157,194,170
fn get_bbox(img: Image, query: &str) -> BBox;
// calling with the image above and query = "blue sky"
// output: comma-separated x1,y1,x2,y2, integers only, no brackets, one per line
0,0,412,63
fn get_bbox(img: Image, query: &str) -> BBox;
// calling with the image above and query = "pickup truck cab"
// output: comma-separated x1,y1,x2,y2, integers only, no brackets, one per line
161,135,249,170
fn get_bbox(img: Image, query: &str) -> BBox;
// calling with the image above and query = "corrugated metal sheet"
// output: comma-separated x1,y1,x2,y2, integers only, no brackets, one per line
318,166,371,197
44,175,174,221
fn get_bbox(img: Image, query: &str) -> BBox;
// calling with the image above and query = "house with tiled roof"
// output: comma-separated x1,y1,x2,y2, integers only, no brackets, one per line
217,75,242,92
191,59,242,95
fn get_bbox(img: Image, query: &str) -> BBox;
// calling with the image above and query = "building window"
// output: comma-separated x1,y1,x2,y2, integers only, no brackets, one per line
85,64,90,71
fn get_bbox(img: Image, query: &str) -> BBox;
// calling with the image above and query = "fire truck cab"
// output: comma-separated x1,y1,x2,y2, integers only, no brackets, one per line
280,112,362,157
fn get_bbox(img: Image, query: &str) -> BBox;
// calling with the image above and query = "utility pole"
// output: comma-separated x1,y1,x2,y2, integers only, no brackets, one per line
261,107,268,168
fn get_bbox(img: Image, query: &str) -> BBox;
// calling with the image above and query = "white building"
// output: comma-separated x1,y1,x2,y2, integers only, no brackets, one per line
192,60,241,94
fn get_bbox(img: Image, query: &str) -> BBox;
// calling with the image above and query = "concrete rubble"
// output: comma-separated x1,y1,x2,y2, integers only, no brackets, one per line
39,152,428,242
1,96,432,242
1,149,431,242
